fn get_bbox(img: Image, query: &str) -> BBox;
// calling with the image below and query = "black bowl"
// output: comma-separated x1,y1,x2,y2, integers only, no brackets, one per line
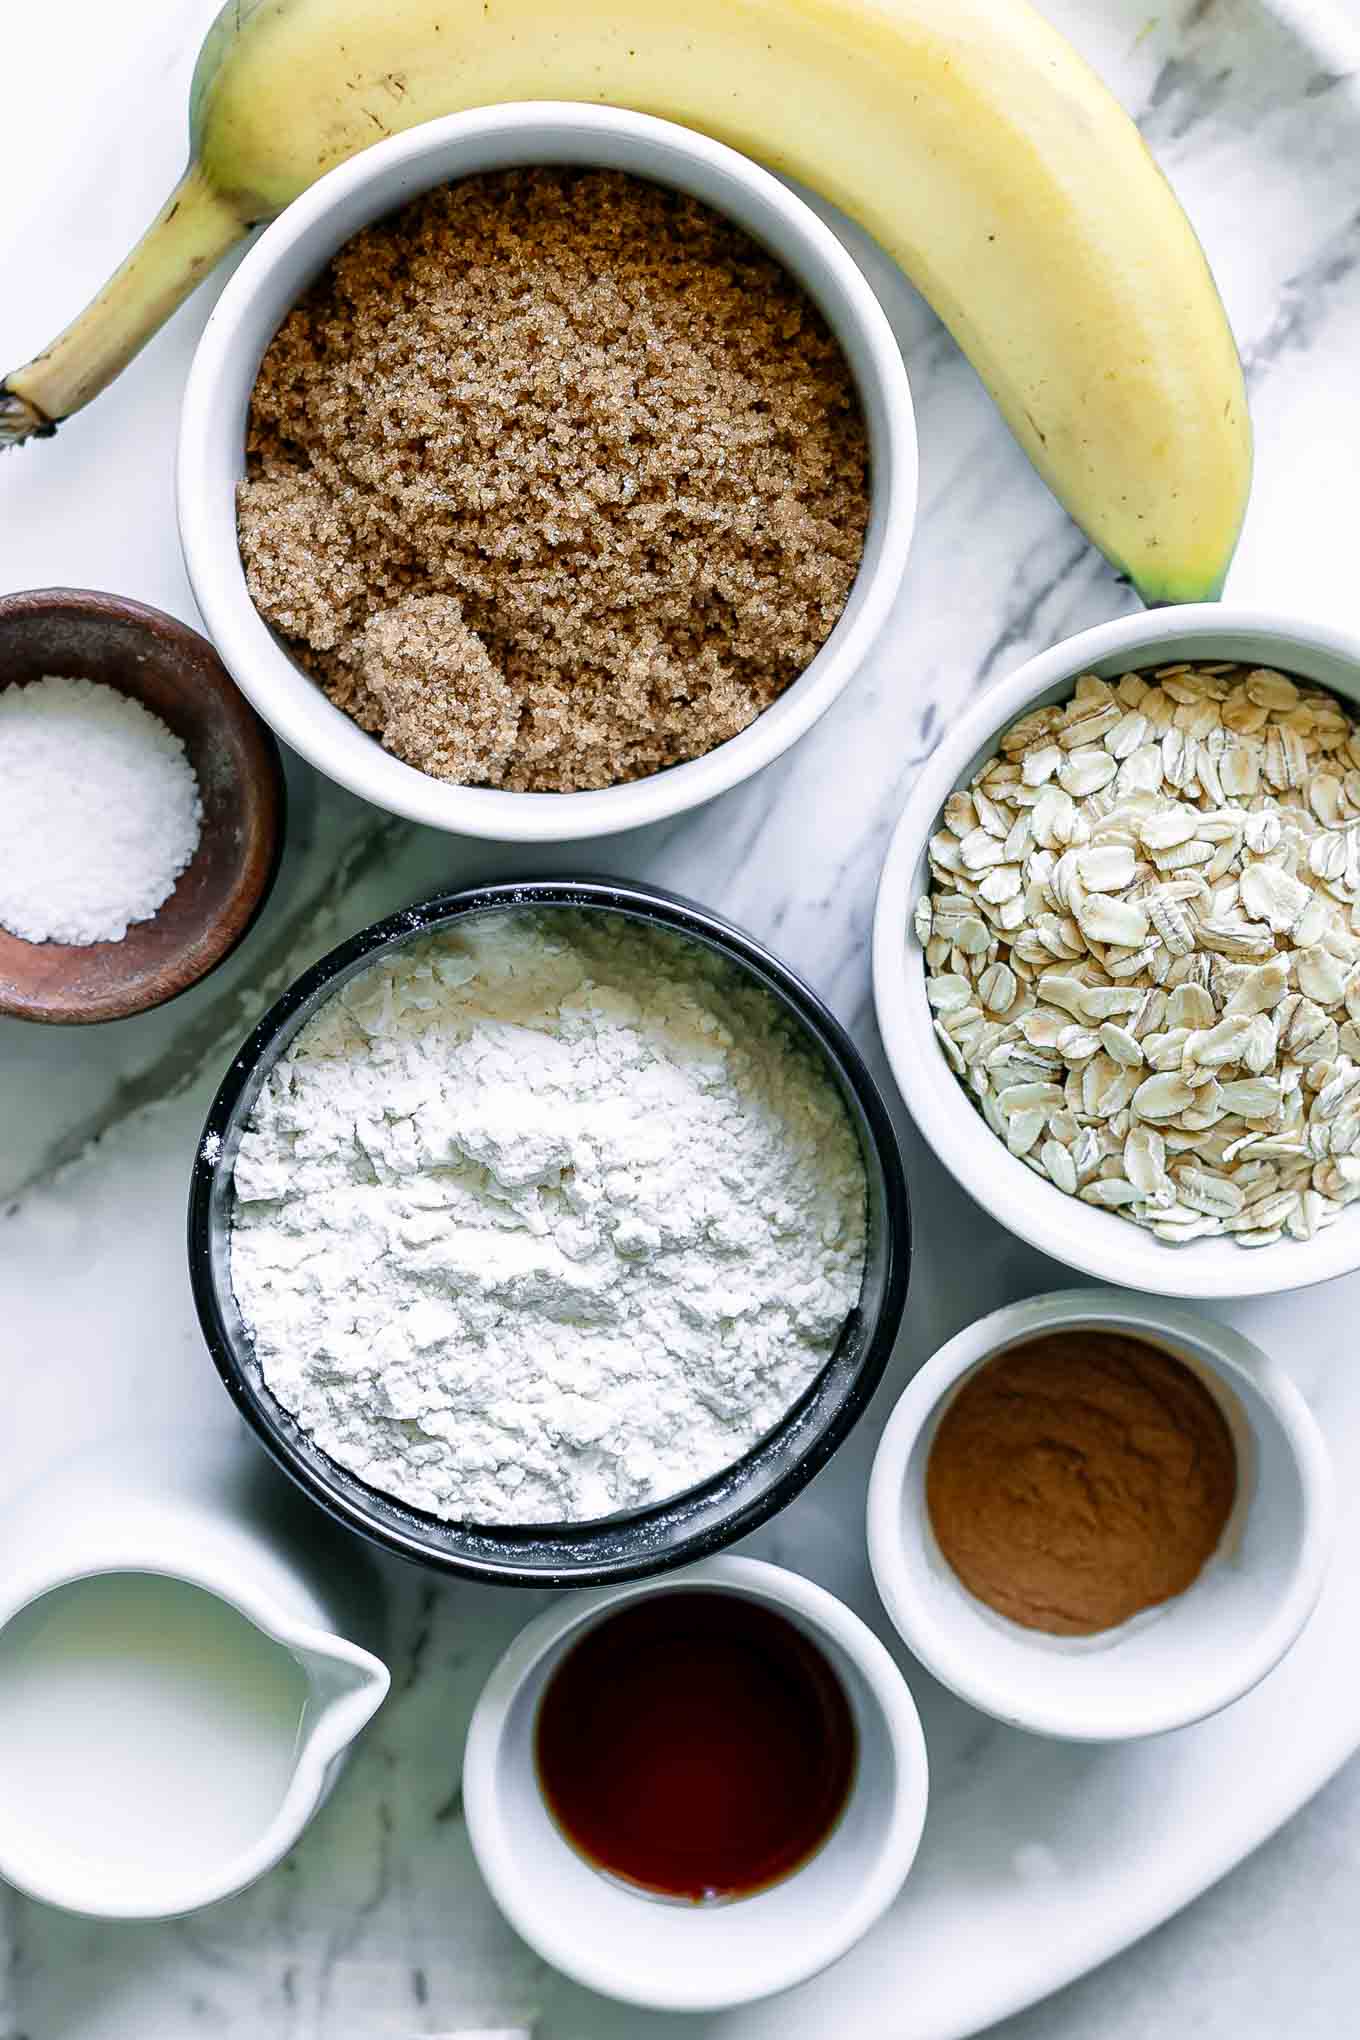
188,878,911,1586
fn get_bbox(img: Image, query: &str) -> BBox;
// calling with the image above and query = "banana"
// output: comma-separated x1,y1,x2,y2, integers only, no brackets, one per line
1,0,1250,603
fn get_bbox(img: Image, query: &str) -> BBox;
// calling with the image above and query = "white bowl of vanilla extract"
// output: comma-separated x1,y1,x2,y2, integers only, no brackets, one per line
462,1554,929,2012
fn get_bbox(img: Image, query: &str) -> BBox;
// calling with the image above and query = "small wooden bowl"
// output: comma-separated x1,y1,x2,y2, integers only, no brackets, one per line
0,589,285,1024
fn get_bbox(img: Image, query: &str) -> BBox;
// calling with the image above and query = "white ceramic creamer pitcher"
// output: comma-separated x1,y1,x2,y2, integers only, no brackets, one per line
0,1428,390,1919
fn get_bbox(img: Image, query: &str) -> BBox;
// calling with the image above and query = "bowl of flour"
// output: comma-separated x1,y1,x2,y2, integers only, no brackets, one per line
189,880,910,1585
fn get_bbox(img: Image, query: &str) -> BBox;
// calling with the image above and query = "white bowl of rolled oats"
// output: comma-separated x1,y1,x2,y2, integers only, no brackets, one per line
873,606,1360,1298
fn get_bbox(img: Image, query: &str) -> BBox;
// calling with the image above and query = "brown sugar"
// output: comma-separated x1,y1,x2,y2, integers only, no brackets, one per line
360,596,518,785
925,1329,1239,1636
236,167,870,793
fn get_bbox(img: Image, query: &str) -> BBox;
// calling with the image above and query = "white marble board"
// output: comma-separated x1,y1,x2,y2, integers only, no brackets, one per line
2,0,1360,2034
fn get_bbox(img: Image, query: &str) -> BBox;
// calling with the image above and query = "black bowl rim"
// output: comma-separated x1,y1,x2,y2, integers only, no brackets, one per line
188,877,911,1586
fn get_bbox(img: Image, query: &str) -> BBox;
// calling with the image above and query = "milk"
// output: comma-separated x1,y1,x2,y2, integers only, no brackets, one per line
0,1571,309,1882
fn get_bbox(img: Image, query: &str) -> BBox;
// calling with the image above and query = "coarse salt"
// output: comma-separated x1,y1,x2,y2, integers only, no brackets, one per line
0,675,202,946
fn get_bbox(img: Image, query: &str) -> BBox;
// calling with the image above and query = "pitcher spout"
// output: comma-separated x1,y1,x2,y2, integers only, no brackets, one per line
294,1631,391,1777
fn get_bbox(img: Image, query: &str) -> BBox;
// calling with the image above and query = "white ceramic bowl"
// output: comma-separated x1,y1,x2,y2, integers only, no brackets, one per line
866,1288,1335,1742
463,1554,928,2011
178,103,916,842
874,605,1360,1298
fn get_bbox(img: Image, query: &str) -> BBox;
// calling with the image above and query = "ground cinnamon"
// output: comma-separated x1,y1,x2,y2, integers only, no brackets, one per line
925,1329,1238,1637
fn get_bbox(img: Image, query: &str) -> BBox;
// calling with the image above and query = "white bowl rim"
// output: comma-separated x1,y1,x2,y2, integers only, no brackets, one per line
178,101,917,844
873,602,1360,1299
462,1552,930,2010
865,1286,1336,1742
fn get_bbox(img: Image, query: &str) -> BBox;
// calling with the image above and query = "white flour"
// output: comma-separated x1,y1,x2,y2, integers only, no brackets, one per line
229,910,866,1524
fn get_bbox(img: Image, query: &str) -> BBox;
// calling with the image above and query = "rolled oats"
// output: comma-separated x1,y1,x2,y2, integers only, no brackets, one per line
914,659,1360,1253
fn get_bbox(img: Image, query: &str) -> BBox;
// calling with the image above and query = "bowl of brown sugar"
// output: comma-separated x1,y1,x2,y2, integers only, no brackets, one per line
866,1287,1335,1741
179,103,916,840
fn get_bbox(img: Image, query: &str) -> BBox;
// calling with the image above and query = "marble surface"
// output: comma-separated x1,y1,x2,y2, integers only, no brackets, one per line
3,0,1360,2034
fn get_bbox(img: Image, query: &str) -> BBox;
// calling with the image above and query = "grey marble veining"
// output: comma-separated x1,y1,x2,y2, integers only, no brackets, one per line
4,0,1360,2034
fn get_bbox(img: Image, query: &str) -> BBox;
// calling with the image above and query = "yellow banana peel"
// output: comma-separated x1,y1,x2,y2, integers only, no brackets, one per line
0,0,1251,604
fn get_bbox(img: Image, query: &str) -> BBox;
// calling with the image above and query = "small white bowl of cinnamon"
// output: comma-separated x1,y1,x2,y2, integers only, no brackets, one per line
866,1288,1334,1741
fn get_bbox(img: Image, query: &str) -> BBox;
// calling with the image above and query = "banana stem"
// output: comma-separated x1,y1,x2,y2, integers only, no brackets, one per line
1,161,250,446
